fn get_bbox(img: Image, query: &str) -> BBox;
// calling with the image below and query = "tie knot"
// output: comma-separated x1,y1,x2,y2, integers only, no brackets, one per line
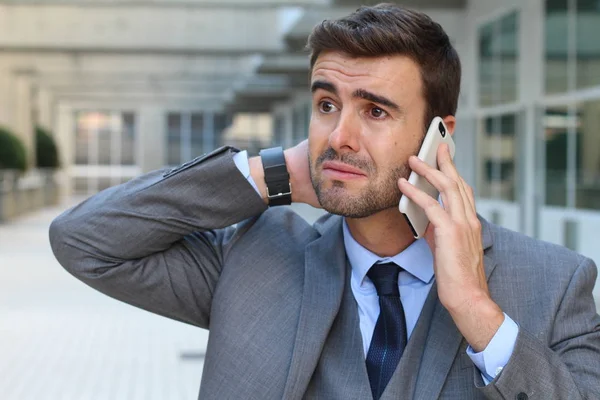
367,262,401,297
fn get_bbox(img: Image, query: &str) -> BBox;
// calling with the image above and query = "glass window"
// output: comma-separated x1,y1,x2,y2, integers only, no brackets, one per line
545,0,569,94
576,0,600,89
121,113,135,165
543,101,600,210
478,11,519,106
75,111,135,166
75,112,90,165
214,113,229,148
499,12,519,103
273,115,284,147
256,113,273,136
543,106,571,206
191,113,204,158
166,113,181,165
478,22,495,106
575,99,600,210
478,113,519,201
546,0,600,93
73,177,88,194
97,177,113,192
97,114,112,165
304,102,312,135
293,107,303,144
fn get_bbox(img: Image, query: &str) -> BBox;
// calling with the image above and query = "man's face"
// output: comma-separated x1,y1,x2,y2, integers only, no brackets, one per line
308,51,427,218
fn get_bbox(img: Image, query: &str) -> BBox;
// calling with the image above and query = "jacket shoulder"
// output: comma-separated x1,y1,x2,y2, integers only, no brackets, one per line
487,222,591,270
484,221,595,295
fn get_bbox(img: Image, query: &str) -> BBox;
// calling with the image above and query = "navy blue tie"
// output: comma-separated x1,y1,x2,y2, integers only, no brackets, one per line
365,262,407,400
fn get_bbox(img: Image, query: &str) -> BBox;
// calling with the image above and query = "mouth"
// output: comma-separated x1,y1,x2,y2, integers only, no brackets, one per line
321,161,367,180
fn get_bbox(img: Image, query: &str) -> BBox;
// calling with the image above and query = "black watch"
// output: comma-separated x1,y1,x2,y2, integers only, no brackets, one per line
259,146,292,206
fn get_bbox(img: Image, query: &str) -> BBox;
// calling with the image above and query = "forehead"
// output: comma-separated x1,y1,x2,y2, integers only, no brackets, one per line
310,51,423,96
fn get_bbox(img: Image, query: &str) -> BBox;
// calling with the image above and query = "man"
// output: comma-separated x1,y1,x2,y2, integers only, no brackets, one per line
50,4,600,399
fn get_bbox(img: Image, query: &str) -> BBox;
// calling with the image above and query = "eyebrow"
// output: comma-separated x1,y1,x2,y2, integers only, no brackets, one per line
310,80,402,112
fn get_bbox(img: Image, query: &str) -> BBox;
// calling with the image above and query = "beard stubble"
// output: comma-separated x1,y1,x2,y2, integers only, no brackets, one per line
309,147,412,218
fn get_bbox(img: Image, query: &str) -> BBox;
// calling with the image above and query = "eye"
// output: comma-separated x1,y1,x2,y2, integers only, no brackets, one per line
369,106,388,119
318,101,338,114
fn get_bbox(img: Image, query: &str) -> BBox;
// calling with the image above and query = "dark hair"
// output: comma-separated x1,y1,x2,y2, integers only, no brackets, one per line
306,3,461,129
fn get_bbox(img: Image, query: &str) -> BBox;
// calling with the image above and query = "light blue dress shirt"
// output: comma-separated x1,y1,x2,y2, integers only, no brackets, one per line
233,150,518,384
342,220,518,384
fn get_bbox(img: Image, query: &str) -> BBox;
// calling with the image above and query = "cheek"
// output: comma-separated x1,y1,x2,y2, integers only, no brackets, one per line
381,126,421,159
308,118,331,151
368,142,410,176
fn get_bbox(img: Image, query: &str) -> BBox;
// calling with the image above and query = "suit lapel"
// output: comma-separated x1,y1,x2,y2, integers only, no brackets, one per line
282,215,347,400
414,216,498,399
413,285,463,400
480,215,498,281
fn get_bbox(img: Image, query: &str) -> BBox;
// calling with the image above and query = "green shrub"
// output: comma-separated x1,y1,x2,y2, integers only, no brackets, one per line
36,126,60,168
0,127,27,171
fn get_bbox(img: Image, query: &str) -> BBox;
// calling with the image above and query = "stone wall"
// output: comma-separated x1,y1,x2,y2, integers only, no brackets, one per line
0,170,60,222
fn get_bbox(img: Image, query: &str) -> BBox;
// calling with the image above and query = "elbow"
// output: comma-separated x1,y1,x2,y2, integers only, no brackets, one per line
48,214,78,275
49,214,116,281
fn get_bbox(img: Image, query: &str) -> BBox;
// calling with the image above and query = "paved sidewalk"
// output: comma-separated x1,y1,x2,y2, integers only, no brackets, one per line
0,199,208,400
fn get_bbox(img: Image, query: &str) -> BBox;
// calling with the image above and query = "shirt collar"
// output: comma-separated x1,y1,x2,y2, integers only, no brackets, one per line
342,218,434,287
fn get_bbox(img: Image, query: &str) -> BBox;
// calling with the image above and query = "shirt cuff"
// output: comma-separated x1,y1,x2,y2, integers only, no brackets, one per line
233,150,261,195
466,313,519,385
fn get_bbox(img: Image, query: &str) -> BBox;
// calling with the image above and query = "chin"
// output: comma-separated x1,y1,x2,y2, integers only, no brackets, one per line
316,189,375,218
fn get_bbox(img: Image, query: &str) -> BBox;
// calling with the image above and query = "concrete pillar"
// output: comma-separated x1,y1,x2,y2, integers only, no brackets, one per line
451,6,475,189
14,74,35,169
0,68,14,130
138,105,166,172
37,88,54,131
520,0,545,237
55,103,74,200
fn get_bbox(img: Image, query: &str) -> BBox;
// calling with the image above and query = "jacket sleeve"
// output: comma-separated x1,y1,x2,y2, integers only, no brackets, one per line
476,257,600,399
49,146,268,329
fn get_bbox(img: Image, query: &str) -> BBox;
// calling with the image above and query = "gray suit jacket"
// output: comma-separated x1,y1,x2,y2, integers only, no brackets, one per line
49,146,600,399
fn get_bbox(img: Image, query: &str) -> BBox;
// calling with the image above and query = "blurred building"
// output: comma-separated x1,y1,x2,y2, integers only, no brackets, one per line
0,0,599,294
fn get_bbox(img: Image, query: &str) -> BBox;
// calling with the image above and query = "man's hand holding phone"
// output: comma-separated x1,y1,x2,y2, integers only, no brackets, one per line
399,117,455,239
398,124,505,353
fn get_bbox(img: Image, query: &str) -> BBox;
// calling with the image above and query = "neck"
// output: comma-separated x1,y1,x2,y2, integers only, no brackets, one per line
345,208,416,258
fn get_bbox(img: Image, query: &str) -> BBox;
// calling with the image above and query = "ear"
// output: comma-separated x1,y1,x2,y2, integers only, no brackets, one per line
442,115,456,136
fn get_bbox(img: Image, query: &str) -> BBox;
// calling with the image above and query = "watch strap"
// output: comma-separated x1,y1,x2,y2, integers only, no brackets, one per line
259,147,292,206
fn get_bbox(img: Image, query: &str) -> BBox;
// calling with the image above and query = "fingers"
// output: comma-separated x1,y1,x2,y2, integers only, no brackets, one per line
437,144,478,219
399,143,479,232
437,144,479,229
458,176,477,215
399,176,451,227
406,144,466,220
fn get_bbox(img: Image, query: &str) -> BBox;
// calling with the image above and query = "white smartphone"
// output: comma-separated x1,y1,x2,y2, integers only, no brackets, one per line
399,116,455,239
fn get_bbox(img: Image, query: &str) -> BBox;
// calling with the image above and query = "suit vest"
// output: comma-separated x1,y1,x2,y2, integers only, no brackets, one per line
303,262,440,400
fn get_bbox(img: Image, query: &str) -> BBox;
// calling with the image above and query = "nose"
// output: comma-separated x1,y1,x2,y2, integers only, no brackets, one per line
328,109,361,154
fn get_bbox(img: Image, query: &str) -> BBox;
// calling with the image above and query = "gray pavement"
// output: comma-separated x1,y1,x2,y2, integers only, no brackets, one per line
0,199,208,400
